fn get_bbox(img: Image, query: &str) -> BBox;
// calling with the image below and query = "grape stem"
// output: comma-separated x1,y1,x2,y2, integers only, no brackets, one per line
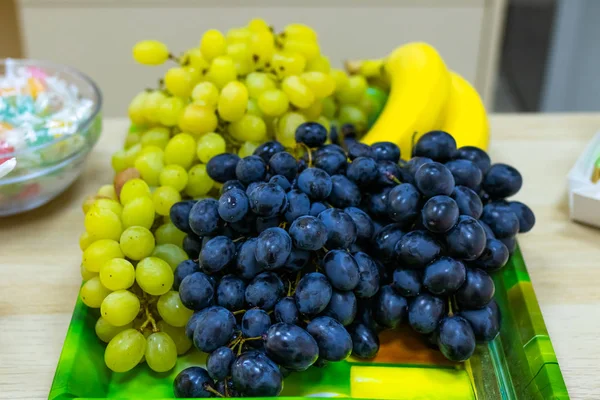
386,172,402,185
203,383,224,398
233,309,246,316
224,378,230,397
168,53,181,64
296,143,313,167
139,301,159,333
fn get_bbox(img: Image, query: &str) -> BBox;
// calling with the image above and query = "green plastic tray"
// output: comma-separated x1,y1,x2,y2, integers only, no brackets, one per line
49,246,568,399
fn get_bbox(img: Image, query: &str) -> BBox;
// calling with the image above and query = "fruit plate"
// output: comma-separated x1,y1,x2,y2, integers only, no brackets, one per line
49,245,568,400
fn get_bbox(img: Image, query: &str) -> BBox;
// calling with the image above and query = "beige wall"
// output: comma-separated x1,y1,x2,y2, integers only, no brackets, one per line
16,0,505,116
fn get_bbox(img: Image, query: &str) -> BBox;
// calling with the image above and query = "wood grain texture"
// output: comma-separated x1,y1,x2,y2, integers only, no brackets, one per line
1,115,599,399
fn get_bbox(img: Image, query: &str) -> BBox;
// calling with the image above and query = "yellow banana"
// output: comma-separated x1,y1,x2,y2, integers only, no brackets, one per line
360,42,451,159
439,71,489,150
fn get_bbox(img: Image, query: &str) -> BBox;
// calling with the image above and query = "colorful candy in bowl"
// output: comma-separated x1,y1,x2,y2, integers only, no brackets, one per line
0,59,102,216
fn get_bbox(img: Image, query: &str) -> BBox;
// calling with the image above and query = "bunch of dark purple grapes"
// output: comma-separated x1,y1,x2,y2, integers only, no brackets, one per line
168,125,535,398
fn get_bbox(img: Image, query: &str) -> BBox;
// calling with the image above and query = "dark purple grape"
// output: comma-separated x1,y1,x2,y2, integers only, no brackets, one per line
234,238,263,280
294,272,333,315
415,162,455,197
297,167,333,200
421,195,459,233
221,179,245,195
255,227,292,270
323,250,360,291
437,316,476,361
174,260,200,291
193,306,236,353
348,142,375,160
508,201,535,232
451,186,483,219
395,230,441,268
455,268,495,309
231,351,283,396
347,157,379,187
322,290,357,326
445,159,483,190
264,323,319,371
392,268,422,297
473,239,509,272
189,199,220,236
307,316,352,361
387,183,422,225
313,151,347,176
253,141,285,163
372,142,401,163
269,151,298,181
423,257,466,296
318,208,357,249
200,236,235,273
241,309,272,339
245,272,285,311
349,323,380,359
482,164,523,199
207,346,235,381
344,207,374,242
481,203,520,238
372,223,405,263
408,294,446,334
460,300,501,342
274,296,299,325
328,175,362,208
179,272,215,311
207,153,241,183
373,285,408,328
352,251,380,298
170,200,195,234
455,146,491,174
446,215,486,261
216,275,246,311
413,130,457,161
173,367,215,398
295,122,327,147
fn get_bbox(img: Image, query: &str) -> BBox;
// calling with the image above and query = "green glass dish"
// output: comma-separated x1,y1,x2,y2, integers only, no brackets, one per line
49,245,568,399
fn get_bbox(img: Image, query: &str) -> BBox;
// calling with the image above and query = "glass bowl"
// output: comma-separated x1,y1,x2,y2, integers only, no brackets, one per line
0,59,102,216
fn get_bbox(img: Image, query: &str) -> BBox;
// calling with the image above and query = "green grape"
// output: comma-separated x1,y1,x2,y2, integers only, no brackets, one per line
156,320,192,355
101,290,140,327
200,29,226,61
143,91,168,124
218,81,249,122
145,332,178,372
79,231,95,251
81,263,98,281
105,329,146,373
271,52,306,78
248,18,270,32
85,208,122,242
80,277,111,308
100,258,136,290
226,27,252,44
358,93,378,120
185,164,214,198
246,98,263,117
283,23,318,42
178,104,218,136
206,56,237,89
306,55,331,73
97,184,118,201
330,68,349,92
153,186,182,216
229,114,267,142
120,227,155,261
283,40,320,61
246,72,276,99
121,196,155,230
258,89,289,117
152,244,188,271
191,81,219,107
136,257,174,295
282,76,314,109
90,198,123,218
164,67,194,98
111,150,129,173
301,71,335,99
164,133,196,169
95,317,132,343
133,40,169,65
184,66,202,85
196,132,226,164
338,104,368,132
157,291,193,327
301,99,322,120
227,43,253,75
182,47,209,70
158,96,185,127
159,165,189,192
336,75,367,105
238,141,260,158
120,179,151,205
128,92,148,125
134,150,165,187
124,131,141,149
140,127,170,149
322,97,337,119
250,30,275,67
155,223,186,247
277,112,306,148
83,239,123,272
139,145,164,156
315,116,331,134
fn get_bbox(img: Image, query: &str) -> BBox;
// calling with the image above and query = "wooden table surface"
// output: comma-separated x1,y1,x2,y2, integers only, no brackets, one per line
1,115,599,399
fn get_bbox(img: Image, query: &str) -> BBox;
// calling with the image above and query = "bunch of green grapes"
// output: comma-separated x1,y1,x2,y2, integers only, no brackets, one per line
79,181,193,373
125,18,381,165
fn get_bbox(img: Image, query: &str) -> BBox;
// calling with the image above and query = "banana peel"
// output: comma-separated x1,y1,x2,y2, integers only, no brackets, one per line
357,42,489,156
360,42,452,159
439,71,489,150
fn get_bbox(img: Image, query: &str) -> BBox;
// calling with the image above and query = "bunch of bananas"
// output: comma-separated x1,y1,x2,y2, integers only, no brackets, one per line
350,42,489,158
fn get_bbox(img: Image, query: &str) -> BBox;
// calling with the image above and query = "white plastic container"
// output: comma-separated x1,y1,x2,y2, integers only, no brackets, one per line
568,131,600,227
